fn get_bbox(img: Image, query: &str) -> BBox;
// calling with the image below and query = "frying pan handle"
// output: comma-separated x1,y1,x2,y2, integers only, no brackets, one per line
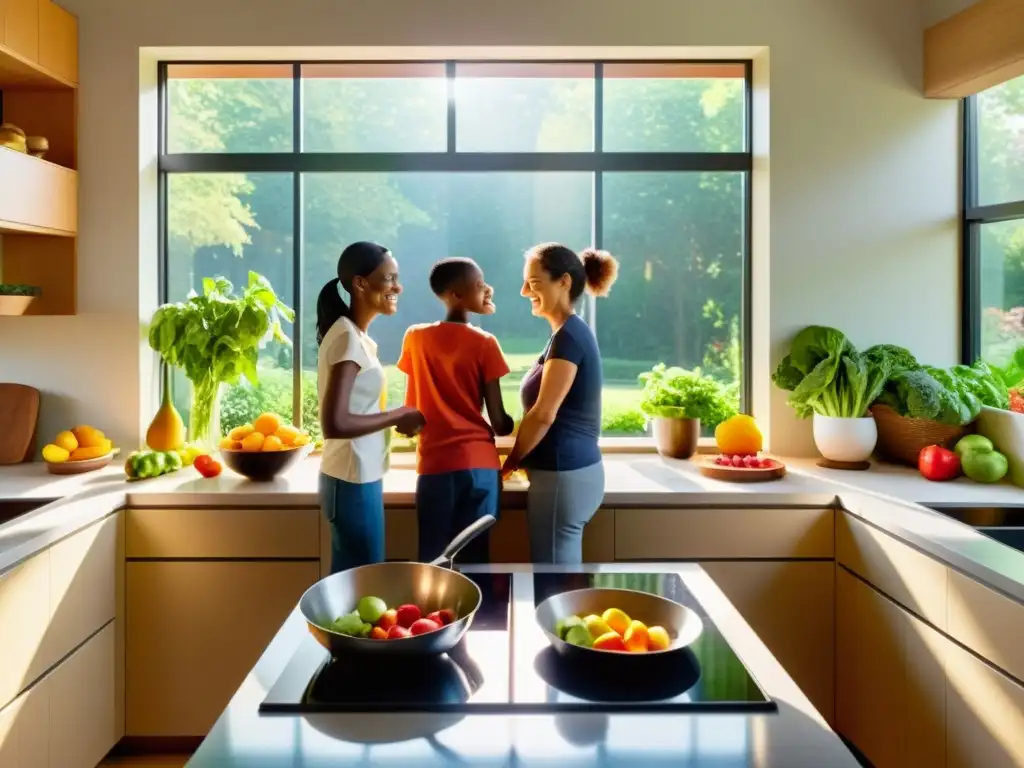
429,514,497,568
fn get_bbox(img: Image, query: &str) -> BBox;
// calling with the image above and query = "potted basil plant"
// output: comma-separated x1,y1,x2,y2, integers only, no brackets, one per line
0,284,41,316
638,364,737,459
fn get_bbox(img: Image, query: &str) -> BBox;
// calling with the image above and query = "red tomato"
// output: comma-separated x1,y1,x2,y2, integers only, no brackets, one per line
428,608,456,626
409,618,441,636
386,625,411,639
193,454,213,472
195,457,222,478
918,445,960,481
1010,389,1024,414
395,604,421,628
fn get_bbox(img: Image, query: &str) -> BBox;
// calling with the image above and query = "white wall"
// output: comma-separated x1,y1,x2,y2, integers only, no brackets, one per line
0,0,961,457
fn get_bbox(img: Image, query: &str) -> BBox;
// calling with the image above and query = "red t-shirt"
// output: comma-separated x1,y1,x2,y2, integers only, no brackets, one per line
397,322,511,475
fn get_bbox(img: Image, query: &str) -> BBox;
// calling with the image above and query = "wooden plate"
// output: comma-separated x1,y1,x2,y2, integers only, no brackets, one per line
45,449,119,475
696,457,786,483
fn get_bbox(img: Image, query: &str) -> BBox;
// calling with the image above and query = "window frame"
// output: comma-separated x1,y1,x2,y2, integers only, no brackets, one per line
156,58,754,444
961,92,1024,364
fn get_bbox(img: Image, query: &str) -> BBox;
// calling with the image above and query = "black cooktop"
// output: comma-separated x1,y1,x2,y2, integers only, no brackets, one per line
260,569,773,714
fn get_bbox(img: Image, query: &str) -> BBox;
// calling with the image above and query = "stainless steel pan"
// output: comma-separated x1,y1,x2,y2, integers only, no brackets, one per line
299,514,496,657
535,587,704,660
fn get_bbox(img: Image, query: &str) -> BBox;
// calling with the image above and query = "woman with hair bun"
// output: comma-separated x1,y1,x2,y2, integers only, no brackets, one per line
502,242,619,564
316,241,425,573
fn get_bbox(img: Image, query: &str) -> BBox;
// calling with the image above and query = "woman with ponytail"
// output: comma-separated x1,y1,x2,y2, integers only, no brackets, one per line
317,241,425,573
502,243,619,564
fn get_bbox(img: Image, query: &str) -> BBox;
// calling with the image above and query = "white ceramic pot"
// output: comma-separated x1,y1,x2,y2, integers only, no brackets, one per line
812,414,877,462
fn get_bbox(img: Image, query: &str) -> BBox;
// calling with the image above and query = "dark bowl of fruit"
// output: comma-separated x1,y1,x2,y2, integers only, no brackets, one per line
299,515,495,657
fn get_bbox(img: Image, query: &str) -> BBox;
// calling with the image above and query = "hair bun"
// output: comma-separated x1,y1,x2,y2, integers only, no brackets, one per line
580,248,619,297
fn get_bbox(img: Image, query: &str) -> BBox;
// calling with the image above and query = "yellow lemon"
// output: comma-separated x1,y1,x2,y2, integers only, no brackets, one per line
54,430,78,452
601,607,632,636
42,444,70,463
583,614,613,638
714,414,763,456
274,424,300,445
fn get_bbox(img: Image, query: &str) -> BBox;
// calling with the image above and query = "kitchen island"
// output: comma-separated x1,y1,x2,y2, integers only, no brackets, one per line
186,562,860,768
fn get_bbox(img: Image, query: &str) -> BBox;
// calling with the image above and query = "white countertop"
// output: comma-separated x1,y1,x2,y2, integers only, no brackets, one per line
1,453,1022,600
188,563,860,768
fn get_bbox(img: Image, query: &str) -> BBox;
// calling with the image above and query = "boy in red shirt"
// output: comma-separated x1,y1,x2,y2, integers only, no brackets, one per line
397,258,515,563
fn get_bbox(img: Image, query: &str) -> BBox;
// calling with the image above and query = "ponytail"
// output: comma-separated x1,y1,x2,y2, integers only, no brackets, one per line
316,278,349,346
316,241,391,345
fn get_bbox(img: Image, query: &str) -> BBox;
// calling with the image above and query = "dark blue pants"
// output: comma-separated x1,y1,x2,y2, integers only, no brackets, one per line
318,473,385,573
416,469,499,564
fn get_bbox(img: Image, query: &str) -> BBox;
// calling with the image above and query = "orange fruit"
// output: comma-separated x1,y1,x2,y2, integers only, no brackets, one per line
714,414,763,456
240,432,265,452
592,631,627,652
218,436,237,450
228,424,255,442
55,430,78,452
71,425,105,448
262,435,285,452
601,607,631,636
252,413,282,437
274,424,300,445
293,433,311,447
583,614,613,638
648,626,671,651
623,620,649,653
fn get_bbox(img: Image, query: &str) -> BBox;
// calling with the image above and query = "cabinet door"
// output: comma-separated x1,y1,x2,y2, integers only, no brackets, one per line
126,560,319,736
36,0,75,83
2,0,37,62
836,568,945,767
945,636,1024,767
0,552,49,708
704,561,834,724
48,622,116,768
0,676,49,768
44,515,116,672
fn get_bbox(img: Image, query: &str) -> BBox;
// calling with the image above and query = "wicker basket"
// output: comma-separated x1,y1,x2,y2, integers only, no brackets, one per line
870,404,971,466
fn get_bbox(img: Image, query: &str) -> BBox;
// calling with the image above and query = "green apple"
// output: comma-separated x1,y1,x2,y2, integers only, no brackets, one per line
954,434,994,457
961,449,1009,484
554,615,586,640
356,595,388,624
565,625,594,648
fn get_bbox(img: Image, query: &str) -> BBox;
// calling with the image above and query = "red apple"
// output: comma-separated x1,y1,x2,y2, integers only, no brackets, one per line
376,608,397,631
409,618,441,636
386,624,411,639
369,626,388,640
395,604,421,628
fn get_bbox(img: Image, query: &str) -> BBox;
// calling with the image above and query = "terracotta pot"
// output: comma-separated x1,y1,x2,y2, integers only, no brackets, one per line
652,417,700,459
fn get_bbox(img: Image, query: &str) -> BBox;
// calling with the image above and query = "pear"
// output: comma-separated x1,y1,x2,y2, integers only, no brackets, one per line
146,363,185,452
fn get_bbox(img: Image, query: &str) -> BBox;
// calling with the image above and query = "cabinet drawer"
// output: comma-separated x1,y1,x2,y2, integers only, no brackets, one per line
837,512,947,629
947,570,1024,684
43,515,116,670
615,508,833,560
126,508,320,559
0,552,49,708
48,622,116,768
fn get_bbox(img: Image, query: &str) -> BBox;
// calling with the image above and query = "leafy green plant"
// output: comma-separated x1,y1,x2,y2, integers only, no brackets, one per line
878,360,1008,425
638,364,736,427
148,271,294,443
0,284,40,296
772,326,913,419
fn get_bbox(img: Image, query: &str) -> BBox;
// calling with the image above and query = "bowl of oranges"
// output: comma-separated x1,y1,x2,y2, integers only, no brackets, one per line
42,425,119,475
217,412,313,481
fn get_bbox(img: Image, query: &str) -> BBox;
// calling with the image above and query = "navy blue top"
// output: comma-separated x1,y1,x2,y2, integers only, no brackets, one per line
519,314,603,471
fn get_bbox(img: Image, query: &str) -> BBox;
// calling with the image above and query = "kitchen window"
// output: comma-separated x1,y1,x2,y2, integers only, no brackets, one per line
963,73,1024,368
158,60,752,445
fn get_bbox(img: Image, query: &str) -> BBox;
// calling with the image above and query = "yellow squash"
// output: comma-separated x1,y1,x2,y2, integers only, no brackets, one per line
146,363,185,452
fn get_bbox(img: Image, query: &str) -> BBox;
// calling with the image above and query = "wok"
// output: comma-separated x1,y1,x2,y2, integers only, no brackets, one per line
535,587,704,660
299,514,496,657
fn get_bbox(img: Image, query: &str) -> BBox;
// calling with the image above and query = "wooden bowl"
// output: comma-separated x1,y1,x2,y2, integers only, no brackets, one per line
219,443,312,481
45,449,119,475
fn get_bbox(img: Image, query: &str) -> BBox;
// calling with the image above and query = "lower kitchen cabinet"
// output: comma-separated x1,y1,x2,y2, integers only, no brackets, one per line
836,567,945,767
48,622,116,768
0,674,48,768
703,561,835,724
489,508,615,563
125,560,320,736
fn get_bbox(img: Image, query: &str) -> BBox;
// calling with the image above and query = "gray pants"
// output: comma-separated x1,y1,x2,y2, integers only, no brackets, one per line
525,461,605,564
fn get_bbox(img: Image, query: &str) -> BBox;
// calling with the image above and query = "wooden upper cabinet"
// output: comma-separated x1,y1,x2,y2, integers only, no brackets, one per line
37,0,76,84
2,0,39,63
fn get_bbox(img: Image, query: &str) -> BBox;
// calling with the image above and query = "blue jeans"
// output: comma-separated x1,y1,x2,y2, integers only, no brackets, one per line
526,461,605,564
318,473,385,574
416,469,499,564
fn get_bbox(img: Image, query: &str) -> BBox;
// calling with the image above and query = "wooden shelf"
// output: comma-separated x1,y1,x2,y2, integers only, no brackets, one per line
0,146,76,234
